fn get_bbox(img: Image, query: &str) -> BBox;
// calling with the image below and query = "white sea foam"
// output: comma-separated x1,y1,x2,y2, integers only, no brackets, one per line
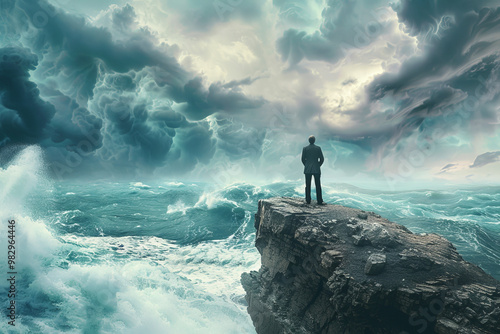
165,181,184,186
0,147,258,334
131,182,151,189
195,191,237,209
166,200,190,215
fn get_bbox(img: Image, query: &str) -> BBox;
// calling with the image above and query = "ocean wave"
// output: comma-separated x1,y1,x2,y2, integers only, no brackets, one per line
130,182,151,189
166,200,191,215
195,191,238,210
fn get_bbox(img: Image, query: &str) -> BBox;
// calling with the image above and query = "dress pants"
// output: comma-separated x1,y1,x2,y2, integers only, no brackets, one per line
305,173,323,204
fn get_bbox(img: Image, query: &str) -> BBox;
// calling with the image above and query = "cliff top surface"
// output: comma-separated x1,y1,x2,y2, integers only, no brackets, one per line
254,196,499,288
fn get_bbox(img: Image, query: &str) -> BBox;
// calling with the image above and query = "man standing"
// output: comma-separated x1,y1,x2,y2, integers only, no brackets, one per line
301,135,325,205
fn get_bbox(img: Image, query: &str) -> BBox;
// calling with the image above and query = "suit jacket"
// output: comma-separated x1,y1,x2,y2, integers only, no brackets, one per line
301,144,324,174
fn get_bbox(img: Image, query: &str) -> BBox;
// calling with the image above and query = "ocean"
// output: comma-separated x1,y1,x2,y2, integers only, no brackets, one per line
1,147,499,333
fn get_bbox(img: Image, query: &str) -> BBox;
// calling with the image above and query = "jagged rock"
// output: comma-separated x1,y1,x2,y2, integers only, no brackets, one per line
241,197,500,334
365,253,386,275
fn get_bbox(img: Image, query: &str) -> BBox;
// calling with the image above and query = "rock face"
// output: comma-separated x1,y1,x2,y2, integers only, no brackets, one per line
241,197,500,334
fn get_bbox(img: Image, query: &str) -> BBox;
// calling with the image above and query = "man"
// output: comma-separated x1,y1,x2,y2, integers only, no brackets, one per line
301,135,325,205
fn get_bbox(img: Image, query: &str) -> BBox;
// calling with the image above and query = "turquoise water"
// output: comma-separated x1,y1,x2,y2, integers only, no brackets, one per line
1,147,499,333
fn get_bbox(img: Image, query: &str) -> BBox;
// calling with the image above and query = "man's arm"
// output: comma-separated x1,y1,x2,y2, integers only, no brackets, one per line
319,148,324,166
301,147,306,166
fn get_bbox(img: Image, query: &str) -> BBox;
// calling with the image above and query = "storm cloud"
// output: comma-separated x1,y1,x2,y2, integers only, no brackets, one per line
1,0,499,184
0,47,55,145
359,1,500,171
0,0,265,178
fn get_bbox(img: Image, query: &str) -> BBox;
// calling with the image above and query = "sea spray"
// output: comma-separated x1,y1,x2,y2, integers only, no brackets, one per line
0,147,259,333
0,146,59,333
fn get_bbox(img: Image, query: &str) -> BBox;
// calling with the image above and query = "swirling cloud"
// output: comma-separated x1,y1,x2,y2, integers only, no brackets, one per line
0,0,265,178
0,0,499,185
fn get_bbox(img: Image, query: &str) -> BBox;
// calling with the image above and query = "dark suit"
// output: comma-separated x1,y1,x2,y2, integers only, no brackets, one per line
301,144,324,204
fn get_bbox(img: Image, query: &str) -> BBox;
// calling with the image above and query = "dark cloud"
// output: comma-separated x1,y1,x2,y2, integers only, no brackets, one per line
2,0,499,181
88,69,215,173
149,108,187,129
390,0,497,36
42,89,103,148
470,151,500,168
179,77,265,121
325,1,500,171
0,1,265,178
276,29,337,65
388,86,468,143
0,45,104,175
23,1,185,75
370,6,500,99
0,47,55,145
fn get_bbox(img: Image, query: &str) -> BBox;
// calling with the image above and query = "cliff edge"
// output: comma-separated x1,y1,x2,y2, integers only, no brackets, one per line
241,197,500,334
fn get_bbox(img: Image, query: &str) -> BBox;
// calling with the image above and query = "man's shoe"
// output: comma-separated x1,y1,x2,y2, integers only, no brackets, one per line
317,202,326,205
306,200,311,204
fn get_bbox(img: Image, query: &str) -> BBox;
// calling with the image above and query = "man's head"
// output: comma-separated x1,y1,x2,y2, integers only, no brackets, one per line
308,135,315,144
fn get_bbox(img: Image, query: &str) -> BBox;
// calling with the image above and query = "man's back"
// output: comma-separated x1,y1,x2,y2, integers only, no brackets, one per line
301,144,324,174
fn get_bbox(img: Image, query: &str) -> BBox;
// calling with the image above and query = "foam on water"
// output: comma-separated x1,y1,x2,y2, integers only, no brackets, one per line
0,147,259,333
194,191,238,210
166,200,190,215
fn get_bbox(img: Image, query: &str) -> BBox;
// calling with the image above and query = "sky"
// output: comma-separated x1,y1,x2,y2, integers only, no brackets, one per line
0,0,499,189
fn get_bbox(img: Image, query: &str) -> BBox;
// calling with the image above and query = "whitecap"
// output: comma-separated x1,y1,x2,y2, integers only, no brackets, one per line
195,191,237,209
131,182,151,189
166,200,190,215
165,181,184,186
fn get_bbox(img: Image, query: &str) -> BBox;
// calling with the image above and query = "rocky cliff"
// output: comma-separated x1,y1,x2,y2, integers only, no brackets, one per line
241,197,500,334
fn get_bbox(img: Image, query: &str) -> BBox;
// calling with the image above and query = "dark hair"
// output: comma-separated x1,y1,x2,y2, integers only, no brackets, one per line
308,135,315,144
